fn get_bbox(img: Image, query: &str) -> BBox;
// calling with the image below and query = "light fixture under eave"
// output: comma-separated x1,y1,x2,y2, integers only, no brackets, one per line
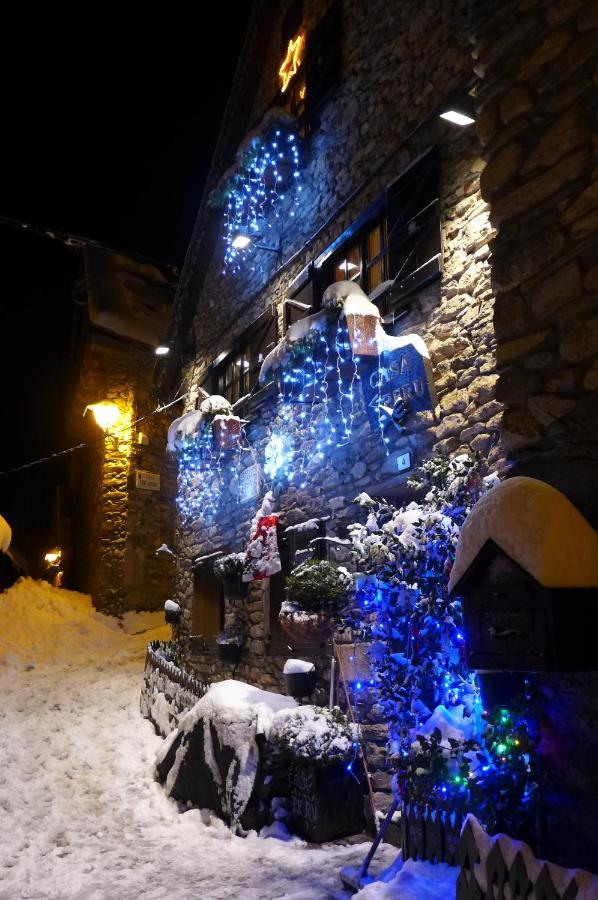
440,109,475,126
155,345,170,356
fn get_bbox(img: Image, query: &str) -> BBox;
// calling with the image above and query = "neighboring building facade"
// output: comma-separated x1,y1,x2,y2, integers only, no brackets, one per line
65,249,178,615
161,0,598,863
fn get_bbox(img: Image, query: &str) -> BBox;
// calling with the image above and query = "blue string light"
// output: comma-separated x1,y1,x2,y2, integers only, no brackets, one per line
222,126,301,273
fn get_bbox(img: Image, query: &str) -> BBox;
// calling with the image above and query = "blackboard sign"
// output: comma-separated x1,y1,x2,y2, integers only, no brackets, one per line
360,335,437,432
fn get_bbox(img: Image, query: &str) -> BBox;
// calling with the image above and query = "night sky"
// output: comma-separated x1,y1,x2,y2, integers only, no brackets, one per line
0,5,251,562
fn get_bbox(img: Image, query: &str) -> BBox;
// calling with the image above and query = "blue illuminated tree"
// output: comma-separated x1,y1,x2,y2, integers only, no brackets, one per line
347,453,540,837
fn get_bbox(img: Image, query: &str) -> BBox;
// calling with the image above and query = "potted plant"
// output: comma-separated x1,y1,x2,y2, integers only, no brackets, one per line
200,395,243,451
283,658,317,699
164,599,182,626
216,630,245,664
269,705,364,842
213,552,246,600
279,559,352,643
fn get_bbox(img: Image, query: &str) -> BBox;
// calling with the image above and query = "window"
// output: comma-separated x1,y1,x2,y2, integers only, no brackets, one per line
212,307,278,403
314,150,441,313
331,220,388,294
215,350,250,404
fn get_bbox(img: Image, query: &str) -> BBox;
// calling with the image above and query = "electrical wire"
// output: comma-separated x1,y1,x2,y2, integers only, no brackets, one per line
0,392,187,478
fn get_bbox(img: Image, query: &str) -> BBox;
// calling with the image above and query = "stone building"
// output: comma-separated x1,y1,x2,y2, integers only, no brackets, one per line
65,248,178,616
159,0,598,869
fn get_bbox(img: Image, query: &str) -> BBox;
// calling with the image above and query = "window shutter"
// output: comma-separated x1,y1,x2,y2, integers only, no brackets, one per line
386,150,441,303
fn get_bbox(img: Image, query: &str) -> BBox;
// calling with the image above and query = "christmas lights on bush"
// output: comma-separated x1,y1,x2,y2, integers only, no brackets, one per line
344,453,540,836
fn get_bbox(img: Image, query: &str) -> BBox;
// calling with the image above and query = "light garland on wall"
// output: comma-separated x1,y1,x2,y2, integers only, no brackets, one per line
222,126,301,273
176,430,223,521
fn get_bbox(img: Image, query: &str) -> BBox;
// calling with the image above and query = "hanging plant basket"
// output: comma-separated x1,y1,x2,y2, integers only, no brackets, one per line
218,642,244,664
212,415,242,451
345,312,379,356
279,611,335,644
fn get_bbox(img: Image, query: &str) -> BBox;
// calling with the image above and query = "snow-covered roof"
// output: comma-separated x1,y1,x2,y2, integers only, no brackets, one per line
449,476,598,591
0,514,11,553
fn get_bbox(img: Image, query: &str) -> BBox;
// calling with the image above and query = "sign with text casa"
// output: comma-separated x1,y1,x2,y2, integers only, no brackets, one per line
135,470,161,491
360,334,437,433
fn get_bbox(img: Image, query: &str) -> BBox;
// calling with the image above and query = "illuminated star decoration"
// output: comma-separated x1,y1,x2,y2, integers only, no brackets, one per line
377,397,409,434
279,33,304,93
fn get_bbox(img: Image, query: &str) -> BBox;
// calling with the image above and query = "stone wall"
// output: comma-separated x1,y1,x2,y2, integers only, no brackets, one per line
474,0,598,525
472,0,598,872
70,335,176,615
170,0,502,815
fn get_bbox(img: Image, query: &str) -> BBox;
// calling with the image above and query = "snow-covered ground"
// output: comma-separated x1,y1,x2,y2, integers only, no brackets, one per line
0,579,456,900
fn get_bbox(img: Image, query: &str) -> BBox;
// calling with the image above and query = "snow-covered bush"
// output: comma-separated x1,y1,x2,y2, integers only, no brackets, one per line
271,705,357,766
199,395,232,418
346,452,540,837
284,559,352,614
213,552,246,579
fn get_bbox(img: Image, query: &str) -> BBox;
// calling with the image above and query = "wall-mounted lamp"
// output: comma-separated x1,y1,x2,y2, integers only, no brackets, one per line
231,230,282,254
44,549,62,566
155,345,170,357
84,402,122,449
439,95,475,126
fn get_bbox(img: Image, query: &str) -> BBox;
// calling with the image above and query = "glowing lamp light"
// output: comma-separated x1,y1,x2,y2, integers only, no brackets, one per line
44,549,61,566
439,109,475,126
155,345,170,356
232,233,252,250
85,402,121,431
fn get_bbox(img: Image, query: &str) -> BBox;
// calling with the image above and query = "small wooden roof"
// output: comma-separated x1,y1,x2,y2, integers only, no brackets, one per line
449,476,598,591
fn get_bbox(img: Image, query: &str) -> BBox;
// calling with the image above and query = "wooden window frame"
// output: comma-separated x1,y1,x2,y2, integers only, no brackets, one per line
210,308,279,404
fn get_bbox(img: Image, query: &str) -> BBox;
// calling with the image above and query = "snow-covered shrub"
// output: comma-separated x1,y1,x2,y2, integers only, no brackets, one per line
284,559,352,614
213,552,246,578
199,394,232,419
271,706,357,766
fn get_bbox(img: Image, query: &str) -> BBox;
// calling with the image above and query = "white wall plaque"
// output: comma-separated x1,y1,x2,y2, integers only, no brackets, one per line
238,464,261,503
135,470,161,491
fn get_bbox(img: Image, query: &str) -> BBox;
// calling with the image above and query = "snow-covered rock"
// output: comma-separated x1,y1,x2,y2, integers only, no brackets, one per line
156,681,297,828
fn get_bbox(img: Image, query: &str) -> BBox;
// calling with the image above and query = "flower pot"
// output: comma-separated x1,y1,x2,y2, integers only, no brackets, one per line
284,669,317,698
345,312,379,356
279,611,334,644
165,609,181,625
218,643,244,664
212,416,242,450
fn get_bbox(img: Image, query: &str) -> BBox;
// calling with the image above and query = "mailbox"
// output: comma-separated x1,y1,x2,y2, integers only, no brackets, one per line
448,477,598,673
